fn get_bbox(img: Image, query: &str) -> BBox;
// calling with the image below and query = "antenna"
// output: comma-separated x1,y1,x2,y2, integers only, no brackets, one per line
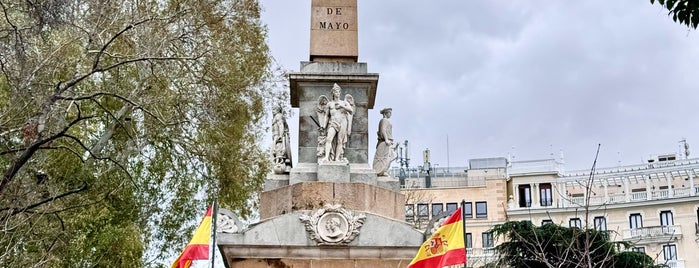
446,135,450,175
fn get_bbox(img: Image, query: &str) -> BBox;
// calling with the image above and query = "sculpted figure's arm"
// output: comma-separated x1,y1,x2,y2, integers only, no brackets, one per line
317,95,329,129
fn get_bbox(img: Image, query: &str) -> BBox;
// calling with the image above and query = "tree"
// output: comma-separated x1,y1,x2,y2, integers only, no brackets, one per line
650,0,699,29
489,221,663,268
0,0,275,266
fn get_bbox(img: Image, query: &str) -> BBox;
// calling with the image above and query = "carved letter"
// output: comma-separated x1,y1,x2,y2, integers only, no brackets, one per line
342,23,349,30
335,22,341,29
335,8,342,15
319,22,327,29
327,23,334,29
327,8,333,14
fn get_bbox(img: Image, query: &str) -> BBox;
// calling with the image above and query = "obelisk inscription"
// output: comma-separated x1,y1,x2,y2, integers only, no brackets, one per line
310,0,358,62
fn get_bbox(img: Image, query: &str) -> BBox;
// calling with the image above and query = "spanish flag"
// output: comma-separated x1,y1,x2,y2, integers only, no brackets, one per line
170,205,213,268
407,207,466,268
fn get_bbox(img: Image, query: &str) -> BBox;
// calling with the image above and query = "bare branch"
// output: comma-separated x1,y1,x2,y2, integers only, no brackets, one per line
0,115,94,194
0,181,88,220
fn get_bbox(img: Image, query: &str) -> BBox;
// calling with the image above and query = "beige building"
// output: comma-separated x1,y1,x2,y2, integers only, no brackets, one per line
397,155,699,268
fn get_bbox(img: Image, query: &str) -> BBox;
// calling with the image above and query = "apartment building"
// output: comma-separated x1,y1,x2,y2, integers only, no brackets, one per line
398,156,699,268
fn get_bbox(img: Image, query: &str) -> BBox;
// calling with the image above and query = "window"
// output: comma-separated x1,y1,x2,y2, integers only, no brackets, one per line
482,232,494,248
542,219,553,225
405,204,414,221
465,233,473,248
629,213,643,229
518,184,532,207
475,202,488,218
660,210,674,226
446,203,458,214
540,183,553,206
594,216,607,231
463,202,473,219
632,247,645,253
663,244,677,261
431,203,443,217
569,218,582,228
417,204,428,218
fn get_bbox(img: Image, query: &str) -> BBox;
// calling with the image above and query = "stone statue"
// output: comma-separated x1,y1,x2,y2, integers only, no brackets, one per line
372,108,396,176
316,83,355,163
272,106,292,173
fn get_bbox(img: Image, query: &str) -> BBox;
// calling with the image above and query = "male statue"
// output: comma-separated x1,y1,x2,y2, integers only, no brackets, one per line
316,83,355,163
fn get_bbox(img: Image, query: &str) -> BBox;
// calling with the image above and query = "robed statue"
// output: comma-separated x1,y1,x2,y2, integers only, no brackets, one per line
272,106,292,173
316,83,355,163
372,108,396,176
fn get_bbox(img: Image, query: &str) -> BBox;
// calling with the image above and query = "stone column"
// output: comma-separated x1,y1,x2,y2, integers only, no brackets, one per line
645,176,652,200
624,177,631,202
603,182,609,203
690,169,695,196
532,183,539,208
665,173,674,198
557,182,566,208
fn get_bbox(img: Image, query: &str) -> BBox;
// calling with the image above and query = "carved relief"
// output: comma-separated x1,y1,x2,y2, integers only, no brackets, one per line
216,209,244,234
299,204,365,245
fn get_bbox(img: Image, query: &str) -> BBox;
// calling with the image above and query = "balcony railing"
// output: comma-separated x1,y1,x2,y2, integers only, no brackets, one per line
623,225,682,240
512,185,698,211
402,176,487,189
466,248,498,267
658,260,685,268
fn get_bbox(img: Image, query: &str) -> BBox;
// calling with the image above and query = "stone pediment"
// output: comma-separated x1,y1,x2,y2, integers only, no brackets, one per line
218,208,423,249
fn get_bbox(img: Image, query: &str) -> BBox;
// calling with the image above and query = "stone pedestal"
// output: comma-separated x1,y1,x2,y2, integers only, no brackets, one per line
263,174,290,191
318,161,350,182
260,182,405,221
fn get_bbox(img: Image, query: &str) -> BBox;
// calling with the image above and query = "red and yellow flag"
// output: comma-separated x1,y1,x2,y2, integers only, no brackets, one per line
170,205,213,268
407,207,466,268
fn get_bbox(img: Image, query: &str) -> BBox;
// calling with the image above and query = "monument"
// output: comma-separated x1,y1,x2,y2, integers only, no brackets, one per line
216,1,423,267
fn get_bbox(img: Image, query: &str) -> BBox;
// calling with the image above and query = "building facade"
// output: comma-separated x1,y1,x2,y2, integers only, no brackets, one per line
397,156,699,268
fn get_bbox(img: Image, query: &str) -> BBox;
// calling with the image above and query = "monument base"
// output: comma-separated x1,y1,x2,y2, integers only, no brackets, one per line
377,175,400,192
260,182,405,221
218,209,423,268
318,161,350,182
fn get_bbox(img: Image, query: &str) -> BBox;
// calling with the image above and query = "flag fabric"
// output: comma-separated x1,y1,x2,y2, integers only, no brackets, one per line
170,205,213,268
407,207,466,268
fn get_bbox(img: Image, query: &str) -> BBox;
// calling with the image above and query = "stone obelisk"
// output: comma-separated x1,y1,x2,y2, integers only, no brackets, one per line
217,1,422,267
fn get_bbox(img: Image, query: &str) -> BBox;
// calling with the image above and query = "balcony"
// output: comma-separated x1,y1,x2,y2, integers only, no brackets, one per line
519,185,699,211
622,225,682,244
402,176,487,189
657,260,685,268
466,248,498,267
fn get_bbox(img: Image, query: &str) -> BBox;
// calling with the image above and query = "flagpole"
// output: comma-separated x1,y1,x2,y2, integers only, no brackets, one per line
461,199,467,268
211,200,218,268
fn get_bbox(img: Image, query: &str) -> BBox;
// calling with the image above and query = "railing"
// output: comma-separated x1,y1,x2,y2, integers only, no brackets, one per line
509,159,564,175
653,189,670,199
674,187,690,197
608,193,625,203
631,191,647,201
658,260,685,268
466,248,498,267
402,176,487,189
522,185,698,211
623,225,682,240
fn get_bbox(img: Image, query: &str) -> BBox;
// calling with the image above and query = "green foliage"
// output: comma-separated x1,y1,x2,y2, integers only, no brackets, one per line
490,221,663,268
0,0,277,266
650,0,699,29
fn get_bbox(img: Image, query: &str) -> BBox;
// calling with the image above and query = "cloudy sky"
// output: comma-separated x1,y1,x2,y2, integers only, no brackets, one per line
260,0,699,172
